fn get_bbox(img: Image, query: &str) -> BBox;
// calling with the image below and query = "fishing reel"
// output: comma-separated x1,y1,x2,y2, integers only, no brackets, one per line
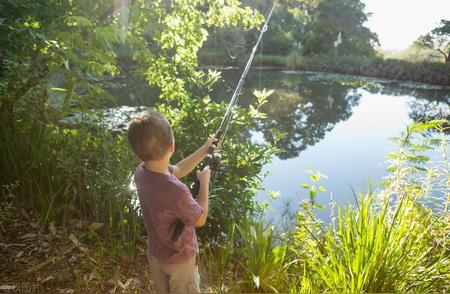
204,147,224,172
189,132,225,197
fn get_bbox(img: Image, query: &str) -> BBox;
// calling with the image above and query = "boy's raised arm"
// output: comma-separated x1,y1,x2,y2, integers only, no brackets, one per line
172,137,218,178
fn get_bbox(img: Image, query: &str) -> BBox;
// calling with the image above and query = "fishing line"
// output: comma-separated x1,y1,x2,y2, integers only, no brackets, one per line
218,2,275,148
172,1,277,242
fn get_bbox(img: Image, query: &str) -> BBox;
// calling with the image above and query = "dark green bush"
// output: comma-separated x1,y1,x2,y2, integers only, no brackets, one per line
289,54,450,86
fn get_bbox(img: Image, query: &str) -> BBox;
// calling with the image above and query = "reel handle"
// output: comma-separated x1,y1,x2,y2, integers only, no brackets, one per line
191,130,222,197
191,178,201,198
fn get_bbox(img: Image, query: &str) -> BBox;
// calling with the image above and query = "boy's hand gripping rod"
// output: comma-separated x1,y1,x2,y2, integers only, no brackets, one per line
172,1,277,241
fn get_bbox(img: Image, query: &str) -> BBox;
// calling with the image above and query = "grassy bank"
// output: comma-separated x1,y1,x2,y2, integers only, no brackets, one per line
1,120,448,292
198,50,288,68
198,50,450,86
201,120,450,292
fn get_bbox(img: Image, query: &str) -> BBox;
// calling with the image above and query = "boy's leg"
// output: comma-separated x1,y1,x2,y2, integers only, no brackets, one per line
147,252,170,293
160,254,200,293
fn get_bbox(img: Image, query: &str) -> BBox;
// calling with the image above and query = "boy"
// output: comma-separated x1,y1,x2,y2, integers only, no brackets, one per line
128,109,216,293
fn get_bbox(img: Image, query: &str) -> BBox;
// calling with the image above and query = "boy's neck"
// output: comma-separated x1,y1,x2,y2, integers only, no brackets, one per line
144,158,170,175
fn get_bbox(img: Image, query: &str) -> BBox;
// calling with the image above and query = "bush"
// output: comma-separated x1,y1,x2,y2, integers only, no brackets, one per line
292,54,450,85
286,50,302,68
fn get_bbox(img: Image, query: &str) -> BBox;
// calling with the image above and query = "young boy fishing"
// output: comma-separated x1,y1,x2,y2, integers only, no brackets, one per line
128,109,216,293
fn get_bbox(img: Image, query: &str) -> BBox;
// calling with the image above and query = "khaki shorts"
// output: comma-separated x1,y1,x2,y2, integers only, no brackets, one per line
147,252,200,293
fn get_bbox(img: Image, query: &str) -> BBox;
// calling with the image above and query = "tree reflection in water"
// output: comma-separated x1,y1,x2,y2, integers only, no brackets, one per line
213,70,449,160
257,80,361,159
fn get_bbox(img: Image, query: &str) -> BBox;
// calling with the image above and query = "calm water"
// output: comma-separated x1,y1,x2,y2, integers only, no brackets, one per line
105,69,450,220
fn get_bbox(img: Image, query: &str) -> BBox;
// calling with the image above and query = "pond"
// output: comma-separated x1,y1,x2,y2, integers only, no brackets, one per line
103,69,450,221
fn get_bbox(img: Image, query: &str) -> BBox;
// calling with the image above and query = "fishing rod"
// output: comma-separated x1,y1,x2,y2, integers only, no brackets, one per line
172,1,277,241
190,0,277,195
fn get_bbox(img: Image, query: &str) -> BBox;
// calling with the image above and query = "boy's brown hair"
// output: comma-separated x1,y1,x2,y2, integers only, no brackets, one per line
128,109,174,161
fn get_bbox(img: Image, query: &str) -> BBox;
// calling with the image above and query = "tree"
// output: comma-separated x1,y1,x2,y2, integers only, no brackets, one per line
0,0,276,243
301,0,379,57
415,19,450,63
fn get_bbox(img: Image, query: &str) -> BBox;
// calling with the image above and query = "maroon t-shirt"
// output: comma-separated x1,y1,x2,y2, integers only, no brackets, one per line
134,162,203,264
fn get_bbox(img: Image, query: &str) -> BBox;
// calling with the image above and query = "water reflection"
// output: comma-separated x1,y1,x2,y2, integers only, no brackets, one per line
103,69,449,157
258,81,361,159
213,70,449,159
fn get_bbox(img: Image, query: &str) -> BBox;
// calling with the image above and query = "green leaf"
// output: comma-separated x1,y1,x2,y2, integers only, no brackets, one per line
66,16,93,28
269,191,280,200
310,186,316,198
49,88,67,92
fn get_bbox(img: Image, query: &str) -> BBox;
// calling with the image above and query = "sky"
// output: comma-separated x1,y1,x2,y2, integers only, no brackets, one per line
362,0,450,51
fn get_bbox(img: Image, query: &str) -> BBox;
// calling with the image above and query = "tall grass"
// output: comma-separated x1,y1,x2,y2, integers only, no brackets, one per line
298,194,448,292
234,219,289,292
0,112,142,260
202,120,450,292
202,218,289,293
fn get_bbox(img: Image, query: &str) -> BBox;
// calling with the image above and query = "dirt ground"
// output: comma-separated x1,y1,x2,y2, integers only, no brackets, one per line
0,203,154,293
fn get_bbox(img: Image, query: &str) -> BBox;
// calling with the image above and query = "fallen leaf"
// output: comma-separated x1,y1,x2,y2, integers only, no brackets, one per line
88,222,104,231
136,245,145,255
69,234,81,246
41,275,54,284
21,209,31,221
68,255,77,263
27,260,51,274
20,233,37,239
75,219,83,229
88,271,96,281
58,243,76,256
15,251,24,259
132,277,143,288
49,222,57,235
119,278,132,289
79,245,89,254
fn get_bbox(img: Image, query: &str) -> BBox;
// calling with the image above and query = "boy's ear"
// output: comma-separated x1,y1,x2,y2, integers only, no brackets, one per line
169,142,175,153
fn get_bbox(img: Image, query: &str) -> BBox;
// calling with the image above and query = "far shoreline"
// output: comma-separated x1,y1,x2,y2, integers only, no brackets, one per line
198,65,450,91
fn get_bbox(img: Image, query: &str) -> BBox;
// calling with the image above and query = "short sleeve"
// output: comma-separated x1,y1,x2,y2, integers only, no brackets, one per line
175,186,204,226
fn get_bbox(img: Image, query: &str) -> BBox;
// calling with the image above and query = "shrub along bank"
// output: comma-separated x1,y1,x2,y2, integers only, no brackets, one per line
198,50,450,86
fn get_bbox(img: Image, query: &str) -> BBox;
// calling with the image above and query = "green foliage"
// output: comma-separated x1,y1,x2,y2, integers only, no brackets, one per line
202,120,449,292
287,54,450,86
292,120,450,292
202,224,237,292
200,0,307,59
415,19,450,63
0,0,275,256
202,218,289,293
0,0,142,260
0,115,141,259
378,45,444,63
298,194,448,292
127,0,263,102
300,0,379,57
157,88,277,240
234,219,289,292
286,49,303,68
